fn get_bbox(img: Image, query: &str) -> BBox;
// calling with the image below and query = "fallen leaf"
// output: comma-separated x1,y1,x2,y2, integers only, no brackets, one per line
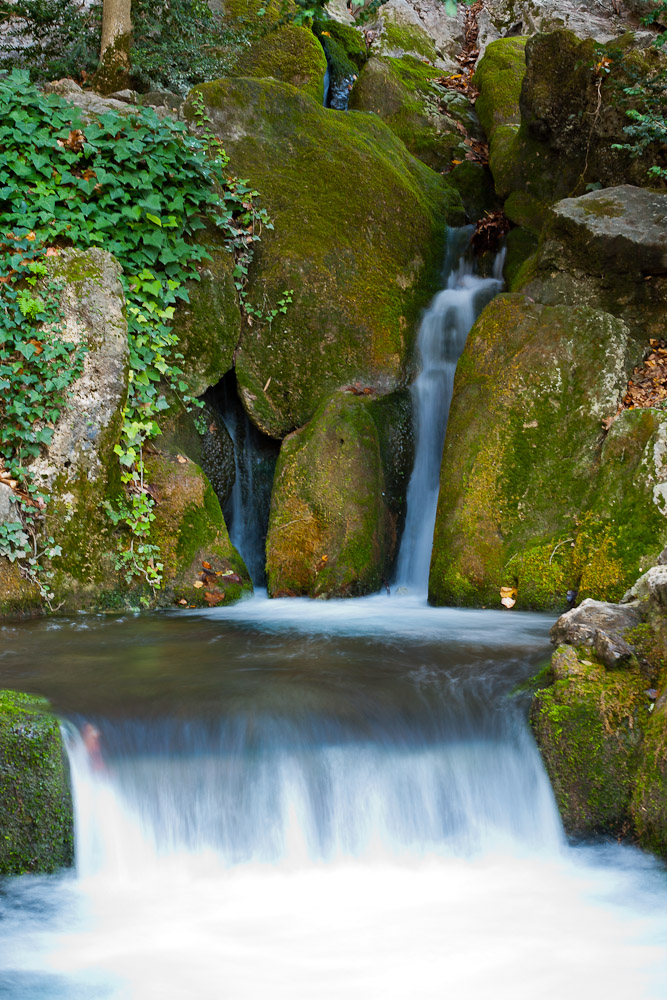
204,591,225,606
178,598,188,605
176,454,187,464
193,580,204,589
202,561,212,570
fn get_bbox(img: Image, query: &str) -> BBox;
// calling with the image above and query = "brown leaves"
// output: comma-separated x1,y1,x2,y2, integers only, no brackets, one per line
500,585,517,609
204,591,225,606
471,210,510,255
343,381,375,396
57,129,85,153
621,340,667,412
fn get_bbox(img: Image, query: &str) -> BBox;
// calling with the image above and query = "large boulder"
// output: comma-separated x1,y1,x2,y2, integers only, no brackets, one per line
428,296,667,609
266,391,401,597
233,23,328,103
0,248,130,615
184,76,464,439
473,36,527,142
0,690,73,874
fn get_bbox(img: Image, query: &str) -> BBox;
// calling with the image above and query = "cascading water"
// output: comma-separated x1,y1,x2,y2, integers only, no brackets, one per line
212,377,278,585
394,229,505,593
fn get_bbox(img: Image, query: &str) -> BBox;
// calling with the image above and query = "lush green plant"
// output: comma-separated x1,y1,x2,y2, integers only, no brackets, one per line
0,69,271,594
0,0,249,94
611,2,667,181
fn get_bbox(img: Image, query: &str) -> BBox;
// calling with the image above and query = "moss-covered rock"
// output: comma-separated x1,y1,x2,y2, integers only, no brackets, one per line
473,36,527,142
428,296,664,610
318,20,367,70
157,402,236,509
530,645,647,835
176,231,241,397
185,76,464,438
447,161,498,222
266,391,396,597
0,690,73,874
234,23,328,102
145,448,251,607
375,1,439,64
349,55,479,173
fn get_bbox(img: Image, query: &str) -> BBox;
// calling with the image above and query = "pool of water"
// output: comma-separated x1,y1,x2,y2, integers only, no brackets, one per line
0,594,666,999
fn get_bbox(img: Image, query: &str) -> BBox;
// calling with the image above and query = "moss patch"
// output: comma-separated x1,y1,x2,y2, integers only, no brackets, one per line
234,23,328,102
266,391,394,596
473,36,527,142
0,689,73,874
531,647,647,835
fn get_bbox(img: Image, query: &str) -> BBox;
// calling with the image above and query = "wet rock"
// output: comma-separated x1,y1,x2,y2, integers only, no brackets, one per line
184,76,463,438
0,690,73,875
266,392,395,598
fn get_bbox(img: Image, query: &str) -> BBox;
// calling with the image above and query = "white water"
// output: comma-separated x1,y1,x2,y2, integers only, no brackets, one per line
394,237,505,594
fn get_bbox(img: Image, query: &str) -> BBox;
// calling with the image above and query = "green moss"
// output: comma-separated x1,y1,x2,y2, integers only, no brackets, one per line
175,228,240,397
473,36,527,142
318,21,367,69
503,191,547,234
185,76,464,438
0,689,73,874
146,449,251,606
381,20,437,63
235,23,328,102
448,161,498,222
266,391,394,597
503,226,539,289
429,297,639,609
530,650,646,835
349,55,477,173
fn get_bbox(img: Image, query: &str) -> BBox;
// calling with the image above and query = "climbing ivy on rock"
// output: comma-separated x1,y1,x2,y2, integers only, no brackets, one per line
0,69,271,594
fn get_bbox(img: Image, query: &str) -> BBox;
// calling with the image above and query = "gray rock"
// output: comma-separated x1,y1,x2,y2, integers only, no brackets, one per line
549,187,667,277
107,89,138,104
28,249,129,492
0,483,20,525
550,598,641,667
43,79,139,121
622,565,667,607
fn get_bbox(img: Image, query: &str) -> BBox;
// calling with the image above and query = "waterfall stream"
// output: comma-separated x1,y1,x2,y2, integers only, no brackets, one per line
394,231,504,593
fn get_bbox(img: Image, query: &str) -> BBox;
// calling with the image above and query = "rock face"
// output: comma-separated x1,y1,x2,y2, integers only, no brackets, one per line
531,572,667,856
185,76,464,439
0,690,73,874
266,391,399,597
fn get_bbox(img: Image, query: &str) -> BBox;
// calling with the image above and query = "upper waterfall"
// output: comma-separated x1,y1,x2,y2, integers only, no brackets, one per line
394,233,505,595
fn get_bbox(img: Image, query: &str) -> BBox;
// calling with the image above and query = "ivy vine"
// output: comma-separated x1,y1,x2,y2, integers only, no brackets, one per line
0,69,271,597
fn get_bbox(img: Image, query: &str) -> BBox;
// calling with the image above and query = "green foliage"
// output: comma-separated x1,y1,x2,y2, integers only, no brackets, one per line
611,5,667,181
0,0,250,94
0,70,271,596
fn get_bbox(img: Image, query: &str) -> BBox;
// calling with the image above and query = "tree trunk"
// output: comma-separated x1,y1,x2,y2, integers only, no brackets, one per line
95,0,132,94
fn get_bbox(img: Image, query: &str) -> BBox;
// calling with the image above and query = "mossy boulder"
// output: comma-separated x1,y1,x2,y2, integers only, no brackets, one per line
428,295,667,610
266,391,396,597
185,76,464,438
530,645,647,835
157,403,236,509
473,36,527,142
374,0,439,64
234,23,328,102
317,20,367,70
176,232,241,397
145,448,251,607
0,690,73,874
349,55,479,173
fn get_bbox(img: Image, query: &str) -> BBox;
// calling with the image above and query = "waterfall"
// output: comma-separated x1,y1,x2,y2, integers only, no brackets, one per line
394,232,505,594
213,377,279,586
